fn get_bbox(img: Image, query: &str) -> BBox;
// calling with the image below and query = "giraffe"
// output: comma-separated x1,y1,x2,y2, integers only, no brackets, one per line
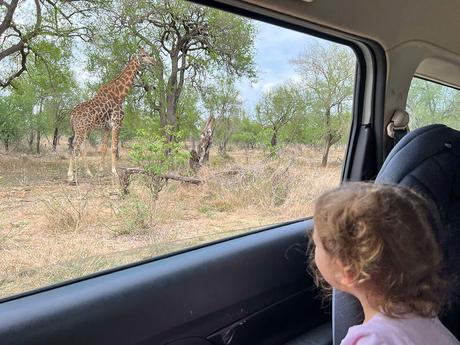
67,48,155,183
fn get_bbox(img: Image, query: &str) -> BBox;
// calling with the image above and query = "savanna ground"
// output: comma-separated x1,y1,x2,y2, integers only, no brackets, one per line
0,142,344,299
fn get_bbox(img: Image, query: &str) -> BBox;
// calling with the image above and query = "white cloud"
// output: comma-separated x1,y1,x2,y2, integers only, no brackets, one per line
262,82,275,92
238,20,353,114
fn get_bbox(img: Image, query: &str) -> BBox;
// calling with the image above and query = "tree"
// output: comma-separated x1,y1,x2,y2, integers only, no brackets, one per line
256,82,304,148
407,78,460,129
293,43,355,166
0,0,98,88
129,120,189,197
44,89,74,151
10,40,77,153
92,0,256,142
232,116,264,149
0,95,25,150
202,76,243,156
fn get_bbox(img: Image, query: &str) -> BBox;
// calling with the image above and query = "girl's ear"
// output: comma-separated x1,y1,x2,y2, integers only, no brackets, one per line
334,260,356,288
341,268,357,287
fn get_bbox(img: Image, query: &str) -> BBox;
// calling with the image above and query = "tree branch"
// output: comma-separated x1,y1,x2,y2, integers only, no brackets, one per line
118,167,202,194
0,0,19,37
0,47,29,87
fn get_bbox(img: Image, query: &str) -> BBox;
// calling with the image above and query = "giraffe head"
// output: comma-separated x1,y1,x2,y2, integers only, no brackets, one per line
138,48,155,66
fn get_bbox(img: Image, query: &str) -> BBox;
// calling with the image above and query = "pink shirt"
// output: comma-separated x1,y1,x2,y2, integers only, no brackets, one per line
340,313,459,345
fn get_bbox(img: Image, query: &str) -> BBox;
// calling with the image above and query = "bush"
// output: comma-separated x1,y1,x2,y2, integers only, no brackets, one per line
129,122,190,198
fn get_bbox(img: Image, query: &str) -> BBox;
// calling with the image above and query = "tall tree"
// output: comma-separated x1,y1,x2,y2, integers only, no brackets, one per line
202,76,243,156
22,41,76,153
232,116,264,149
293,43,355,166
0,94,26,151
256,82,304,148
91,0,256,141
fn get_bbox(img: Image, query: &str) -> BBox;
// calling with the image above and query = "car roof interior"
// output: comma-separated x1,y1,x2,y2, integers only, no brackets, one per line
244,0,460,123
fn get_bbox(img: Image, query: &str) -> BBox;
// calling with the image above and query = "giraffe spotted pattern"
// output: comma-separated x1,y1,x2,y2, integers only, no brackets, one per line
68,48,154,182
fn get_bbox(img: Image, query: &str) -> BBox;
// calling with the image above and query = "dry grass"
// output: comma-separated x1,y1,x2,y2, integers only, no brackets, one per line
0,142,343,300
198,145,341,220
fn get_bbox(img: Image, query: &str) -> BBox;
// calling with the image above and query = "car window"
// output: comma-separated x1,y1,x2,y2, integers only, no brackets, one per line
0,0,356,300
407,77,460,130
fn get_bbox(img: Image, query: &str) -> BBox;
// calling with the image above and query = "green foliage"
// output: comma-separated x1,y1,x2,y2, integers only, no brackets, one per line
120,103,148,143
0,96,25,147
407,78,460,129
292,42,355,164
256,83,305,147
0,39,78,151
202,76,243,153
205,8,257,79
130,122,189,176
232,116,266,148
176,88,201,139
0,0,98,87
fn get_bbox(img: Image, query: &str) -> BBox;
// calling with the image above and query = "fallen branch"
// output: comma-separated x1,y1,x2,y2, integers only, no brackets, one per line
210,169,241,178
118,167,202,194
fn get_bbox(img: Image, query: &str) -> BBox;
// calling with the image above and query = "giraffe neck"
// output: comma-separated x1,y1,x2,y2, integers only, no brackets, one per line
105,55,140,103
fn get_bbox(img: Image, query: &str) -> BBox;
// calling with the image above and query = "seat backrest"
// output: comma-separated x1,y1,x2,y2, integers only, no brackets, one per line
332,124,460,344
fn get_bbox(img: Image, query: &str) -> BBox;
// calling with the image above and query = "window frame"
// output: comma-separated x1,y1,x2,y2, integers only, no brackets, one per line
0,0,387,304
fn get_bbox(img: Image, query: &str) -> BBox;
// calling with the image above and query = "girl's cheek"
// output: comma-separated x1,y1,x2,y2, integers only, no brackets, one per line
315,247,325,275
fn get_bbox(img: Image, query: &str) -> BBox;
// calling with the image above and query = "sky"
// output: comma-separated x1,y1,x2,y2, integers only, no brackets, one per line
238,20,319,113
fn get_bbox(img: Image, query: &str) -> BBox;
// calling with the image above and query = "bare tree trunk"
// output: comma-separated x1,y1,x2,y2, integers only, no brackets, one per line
219,130,232,157
28,131,34,151
36,98,43,154
271,128,278,147
189,115,216,171
218,143,227,157
204,147,210,163
36,131,41,154
191,137,196,151
198,115,216,165
322,135,332,167
52,127,59,151
322,107,332,166
162,53,183,143
189,149,200,171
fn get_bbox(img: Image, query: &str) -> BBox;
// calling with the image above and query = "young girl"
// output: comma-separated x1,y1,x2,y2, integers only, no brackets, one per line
310,182,459,345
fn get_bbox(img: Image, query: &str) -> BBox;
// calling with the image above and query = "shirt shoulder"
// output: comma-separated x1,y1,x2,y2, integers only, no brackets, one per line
340,326,391,345
341,332,386,345
340,314,460,345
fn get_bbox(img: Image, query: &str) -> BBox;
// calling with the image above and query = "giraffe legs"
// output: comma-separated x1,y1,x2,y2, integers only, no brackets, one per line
111,126,120,176
82,142,93,178
110,108,125,177
99,128,110,172
68,132,93,183
68,151,76,183
68,134,83,182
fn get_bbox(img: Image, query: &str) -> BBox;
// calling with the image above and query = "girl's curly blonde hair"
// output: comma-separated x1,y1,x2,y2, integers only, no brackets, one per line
309,182,450,318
